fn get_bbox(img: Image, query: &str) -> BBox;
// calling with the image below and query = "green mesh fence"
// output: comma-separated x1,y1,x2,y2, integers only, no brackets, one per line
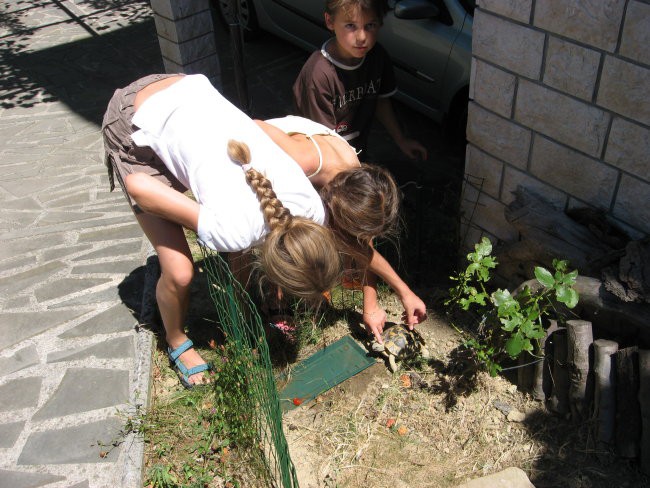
199,245,299,488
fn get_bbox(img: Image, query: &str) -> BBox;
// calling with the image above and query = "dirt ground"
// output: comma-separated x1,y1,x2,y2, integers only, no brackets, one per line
279,291,650,488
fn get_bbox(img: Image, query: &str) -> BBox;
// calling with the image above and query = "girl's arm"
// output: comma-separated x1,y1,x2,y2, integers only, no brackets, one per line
366,247,427,328
125,172,199,231
253,120,317,175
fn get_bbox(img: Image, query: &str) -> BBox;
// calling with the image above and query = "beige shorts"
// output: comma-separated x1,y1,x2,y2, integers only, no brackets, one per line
101,73,187,212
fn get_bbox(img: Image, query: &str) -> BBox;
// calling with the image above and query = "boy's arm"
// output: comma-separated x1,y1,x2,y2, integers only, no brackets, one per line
375,97,428,160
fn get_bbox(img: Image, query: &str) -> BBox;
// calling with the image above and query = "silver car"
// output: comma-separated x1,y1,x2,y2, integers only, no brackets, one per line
217,0,473,135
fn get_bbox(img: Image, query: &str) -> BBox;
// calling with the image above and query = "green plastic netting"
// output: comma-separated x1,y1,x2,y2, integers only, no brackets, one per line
199,245,299,488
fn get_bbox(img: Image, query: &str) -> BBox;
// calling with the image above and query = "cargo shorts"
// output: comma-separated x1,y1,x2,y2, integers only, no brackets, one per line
101,73,188,212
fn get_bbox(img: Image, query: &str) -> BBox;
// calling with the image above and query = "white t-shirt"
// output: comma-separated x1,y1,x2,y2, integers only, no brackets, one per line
131,75,325,252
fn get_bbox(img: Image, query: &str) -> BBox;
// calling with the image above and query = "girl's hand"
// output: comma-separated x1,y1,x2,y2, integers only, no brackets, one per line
400,293,427,329
363,308,387,344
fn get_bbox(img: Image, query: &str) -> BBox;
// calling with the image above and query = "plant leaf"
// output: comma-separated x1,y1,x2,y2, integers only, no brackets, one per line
556,286,579,308
534,266,555,288
505,334,525,358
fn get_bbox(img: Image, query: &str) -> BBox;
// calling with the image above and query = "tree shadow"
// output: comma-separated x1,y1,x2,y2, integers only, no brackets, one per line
0,1,162,121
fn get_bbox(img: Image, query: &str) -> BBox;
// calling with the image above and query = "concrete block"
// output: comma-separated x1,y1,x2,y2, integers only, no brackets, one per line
613,174,650,234
48,336,135,363
473,10,544,79
605,117,650,181
71,259,142,275
0,345,39,376
477,0,532,23
0,261,66,299
158,31,216,66
0,377,42,412
78,223,143,242
543,36,601,101
472,59,516,117
459,222,489,252
70,242,140,262
467,102,531,168
456,466,535,487
0,470,64,488
33,368,129,420
0,422,25,448
530,136,617,208
59,303,137,339
534,0,626,52
0,234,66,259
154,11,213,43
461,180,518,242
34,277,112,303
465,144,504,199
0,309,86,350
17,418,123,465
620,0,650,66
150,0,210,20
502,165,567,208
597,56,650,126
515,79,610,157
163,53,222,84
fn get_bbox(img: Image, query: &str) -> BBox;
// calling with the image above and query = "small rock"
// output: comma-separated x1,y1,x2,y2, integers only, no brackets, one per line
507,409,526,422
456,467,534,487
493,400,513,416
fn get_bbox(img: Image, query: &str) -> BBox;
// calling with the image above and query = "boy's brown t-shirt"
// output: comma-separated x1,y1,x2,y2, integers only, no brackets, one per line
292,39,397,152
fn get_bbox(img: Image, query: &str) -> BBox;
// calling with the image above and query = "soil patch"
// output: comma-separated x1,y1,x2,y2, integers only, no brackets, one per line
280,293,649,488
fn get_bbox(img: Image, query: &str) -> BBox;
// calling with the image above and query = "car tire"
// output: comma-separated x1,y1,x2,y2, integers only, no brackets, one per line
215,0,260,38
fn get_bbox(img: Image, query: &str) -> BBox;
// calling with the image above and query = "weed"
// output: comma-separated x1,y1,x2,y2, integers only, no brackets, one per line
446,237,579,376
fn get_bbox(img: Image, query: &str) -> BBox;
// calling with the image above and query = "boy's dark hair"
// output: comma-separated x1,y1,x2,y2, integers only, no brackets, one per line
325,0,389,19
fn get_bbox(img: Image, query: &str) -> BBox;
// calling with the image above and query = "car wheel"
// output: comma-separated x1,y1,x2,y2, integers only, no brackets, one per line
216,0,259,37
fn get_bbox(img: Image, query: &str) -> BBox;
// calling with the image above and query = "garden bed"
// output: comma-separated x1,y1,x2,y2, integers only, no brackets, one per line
142,271,649,487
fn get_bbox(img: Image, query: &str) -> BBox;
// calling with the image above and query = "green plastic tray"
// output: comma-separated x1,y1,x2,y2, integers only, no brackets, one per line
278,335,376,412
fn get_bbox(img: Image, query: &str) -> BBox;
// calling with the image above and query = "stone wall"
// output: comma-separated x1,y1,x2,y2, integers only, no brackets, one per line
149,0,221,85
463,0,650,249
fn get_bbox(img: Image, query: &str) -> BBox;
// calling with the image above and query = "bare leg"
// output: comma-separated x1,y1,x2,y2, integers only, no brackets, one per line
135,211,209,386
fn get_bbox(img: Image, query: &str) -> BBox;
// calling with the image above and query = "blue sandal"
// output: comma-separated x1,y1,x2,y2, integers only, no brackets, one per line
167,339,211,389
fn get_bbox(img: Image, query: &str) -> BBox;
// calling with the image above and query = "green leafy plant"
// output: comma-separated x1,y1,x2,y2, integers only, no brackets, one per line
447,237,579,376
147,464,179,488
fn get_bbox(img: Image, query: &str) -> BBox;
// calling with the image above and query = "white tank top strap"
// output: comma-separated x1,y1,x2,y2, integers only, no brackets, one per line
305,135,324,179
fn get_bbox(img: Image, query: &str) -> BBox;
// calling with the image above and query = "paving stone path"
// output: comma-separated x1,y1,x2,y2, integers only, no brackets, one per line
0,2,460,487
0,2,162,487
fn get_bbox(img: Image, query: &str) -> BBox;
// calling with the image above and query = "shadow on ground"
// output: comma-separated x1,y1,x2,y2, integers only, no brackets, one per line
1,13,162,122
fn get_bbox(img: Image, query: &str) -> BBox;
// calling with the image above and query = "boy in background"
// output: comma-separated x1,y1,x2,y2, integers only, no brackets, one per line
293,0,427,160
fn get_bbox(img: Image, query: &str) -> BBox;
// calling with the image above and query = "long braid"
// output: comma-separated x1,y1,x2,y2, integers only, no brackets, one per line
227,140,291,230
226,139,342,301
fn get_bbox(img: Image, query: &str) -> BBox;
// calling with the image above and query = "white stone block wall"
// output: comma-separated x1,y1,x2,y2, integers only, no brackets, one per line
149,0,221,86
463,0,650,250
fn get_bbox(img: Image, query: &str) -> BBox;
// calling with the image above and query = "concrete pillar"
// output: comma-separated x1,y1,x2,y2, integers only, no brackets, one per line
149,0,221,87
